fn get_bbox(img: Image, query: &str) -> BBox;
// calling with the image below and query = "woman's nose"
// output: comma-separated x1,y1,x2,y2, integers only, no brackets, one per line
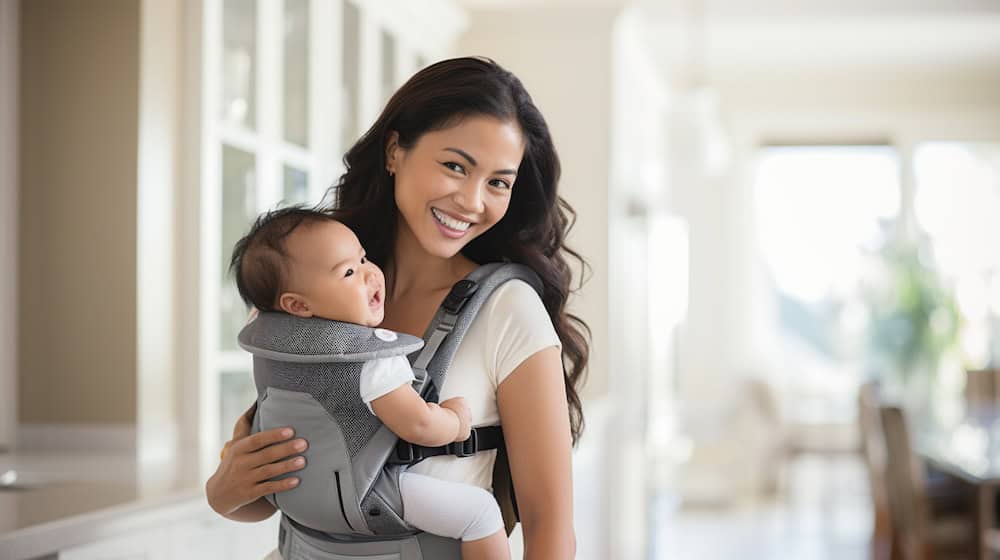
453,182,485,214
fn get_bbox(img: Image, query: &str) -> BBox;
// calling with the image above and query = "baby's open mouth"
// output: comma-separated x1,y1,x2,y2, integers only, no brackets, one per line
369,289,382,308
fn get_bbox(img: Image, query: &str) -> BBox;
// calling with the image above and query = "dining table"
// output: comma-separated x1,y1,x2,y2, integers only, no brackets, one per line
918,409,1000,560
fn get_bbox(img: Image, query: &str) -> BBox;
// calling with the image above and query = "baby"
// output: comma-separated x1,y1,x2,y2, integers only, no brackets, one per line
230,206,509,560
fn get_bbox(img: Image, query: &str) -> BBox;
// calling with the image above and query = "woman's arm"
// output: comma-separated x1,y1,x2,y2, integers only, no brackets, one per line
497,346,576,560
205,404,308,521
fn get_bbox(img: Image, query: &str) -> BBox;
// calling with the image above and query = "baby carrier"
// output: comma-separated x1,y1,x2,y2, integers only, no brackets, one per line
239,263,542,559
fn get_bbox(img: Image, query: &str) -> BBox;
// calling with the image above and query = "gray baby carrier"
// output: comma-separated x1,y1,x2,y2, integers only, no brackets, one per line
239,263,542,559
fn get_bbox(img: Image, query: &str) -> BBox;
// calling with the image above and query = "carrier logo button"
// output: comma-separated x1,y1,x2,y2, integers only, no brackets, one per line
374,328,397,342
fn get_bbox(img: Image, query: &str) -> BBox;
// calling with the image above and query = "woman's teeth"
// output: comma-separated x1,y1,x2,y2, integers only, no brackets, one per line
431,208,471,231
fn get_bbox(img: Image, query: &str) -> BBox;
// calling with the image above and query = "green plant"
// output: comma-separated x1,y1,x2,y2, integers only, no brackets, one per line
865,240,961,388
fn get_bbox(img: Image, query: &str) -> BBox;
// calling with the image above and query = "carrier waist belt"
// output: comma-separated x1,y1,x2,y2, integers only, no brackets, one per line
388,426,504,465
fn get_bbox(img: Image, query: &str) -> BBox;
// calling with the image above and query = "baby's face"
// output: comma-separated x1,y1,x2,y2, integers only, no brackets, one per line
280,220,385,326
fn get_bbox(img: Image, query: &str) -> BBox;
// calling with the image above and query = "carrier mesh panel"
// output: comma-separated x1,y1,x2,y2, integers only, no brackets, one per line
242,313,416,358
265,359,382,457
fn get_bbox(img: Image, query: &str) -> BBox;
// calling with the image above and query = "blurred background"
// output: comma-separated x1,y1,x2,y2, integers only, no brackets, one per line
2,0,1000,558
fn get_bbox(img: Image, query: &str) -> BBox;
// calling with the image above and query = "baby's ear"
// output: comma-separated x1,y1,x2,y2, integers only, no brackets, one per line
278,293,313,318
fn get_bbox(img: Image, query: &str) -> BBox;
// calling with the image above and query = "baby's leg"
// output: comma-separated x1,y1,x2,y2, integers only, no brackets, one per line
399,471,509,560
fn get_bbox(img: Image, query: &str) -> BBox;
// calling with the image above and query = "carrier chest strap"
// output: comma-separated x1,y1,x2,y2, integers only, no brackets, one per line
387,425,503,465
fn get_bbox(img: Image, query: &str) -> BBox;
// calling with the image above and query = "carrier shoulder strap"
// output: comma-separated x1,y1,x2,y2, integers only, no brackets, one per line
386,263,543,467
411,262,543,400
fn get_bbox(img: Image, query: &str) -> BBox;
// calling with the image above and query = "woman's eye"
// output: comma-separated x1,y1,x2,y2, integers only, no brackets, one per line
344,268,354,278
443,162,466,174
490,179,511,190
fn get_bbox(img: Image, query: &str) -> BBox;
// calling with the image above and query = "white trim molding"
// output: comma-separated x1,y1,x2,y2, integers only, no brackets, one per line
0,0,19,452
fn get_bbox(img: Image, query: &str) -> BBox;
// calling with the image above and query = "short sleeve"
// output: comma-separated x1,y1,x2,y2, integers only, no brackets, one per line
359,355,416,414
486,279,562,386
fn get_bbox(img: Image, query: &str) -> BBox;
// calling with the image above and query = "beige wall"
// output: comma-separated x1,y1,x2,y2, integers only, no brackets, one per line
457,4,616,400
18,0,140,425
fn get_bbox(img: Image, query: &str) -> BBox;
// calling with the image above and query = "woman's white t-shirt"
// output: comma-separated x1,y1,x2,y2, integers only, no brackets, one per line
387,278,561,491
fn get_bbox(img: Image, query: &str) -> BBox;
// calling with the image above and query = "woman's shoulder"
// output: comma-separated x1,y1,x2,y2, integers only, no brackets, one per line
483,277,546,317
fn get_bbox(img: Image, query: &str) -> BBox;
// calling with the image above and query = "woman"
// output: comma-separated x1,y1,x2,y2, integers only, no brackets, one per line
206,56,589,559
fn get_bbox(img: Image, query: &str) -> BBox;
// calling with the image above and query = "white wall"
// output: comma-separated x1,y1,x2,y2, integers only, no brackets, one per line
456,3,614,401
0,0,18,450
457,4,621,558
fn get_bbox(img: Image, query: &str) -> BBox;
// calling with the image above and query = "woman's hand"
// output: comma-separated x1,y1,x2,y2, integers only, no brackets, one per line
205,403,308,519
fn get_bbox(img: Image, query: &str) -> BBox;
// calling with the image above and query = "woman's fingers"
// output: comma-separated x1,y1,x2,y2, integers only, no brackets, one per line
246,438,308,469
254,477,300,497
231,426,296,456
255,456,306,480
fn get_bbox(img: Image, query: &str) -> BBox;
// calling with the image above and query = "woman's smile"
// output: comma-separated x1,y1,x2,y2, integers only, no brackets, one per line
431,207,474,238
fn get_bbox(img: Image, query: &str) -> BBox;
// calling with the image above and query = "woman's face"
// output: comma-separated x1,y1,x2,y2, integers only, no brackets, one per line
387,116,525,259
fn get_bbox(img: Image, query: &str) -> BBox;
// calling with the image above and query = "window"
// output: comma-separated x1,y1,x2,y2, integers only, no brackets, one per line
199,0,444,470
753,145,901,421
914,142,1000,367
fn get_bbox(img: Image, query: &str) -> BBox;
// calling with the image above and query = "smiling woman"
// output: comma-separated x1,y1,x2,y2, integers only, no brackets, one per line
206,57,589,560
387,117,523,254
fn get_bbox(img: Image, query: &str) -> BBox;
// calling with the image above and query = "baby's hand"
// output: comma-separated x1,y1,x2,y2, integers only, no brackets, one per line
439,397,472,442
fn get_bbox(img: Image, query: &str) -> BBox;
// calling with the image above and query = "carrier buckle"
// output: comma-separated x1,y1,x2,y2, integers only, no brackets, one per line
447,428,479,458
395,440,424,463
442,280,479,314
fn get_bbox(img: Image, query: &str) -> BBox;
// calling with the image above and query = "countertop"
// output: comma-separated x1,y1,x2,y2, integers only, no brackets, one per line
0,450,211,559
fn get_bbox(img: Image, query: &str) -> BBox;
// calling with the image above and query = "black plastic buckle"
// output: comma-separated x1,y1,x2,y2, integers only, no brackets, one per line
395,440,424,463
441,279,479,314
447,428,478,458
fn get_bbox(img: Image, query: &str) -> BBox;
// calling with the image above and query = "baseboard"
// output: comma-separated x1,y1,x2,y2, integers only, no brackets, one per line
17,423,137,453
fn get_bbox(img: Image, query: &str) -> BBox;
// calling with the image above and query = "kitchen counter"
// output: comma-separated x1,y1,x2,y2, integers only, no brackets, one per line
0,451,276,560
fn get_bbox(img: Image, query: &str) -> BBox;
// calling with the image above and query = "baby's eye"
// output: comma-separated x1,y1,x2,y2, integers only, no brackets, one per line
344,268,354,278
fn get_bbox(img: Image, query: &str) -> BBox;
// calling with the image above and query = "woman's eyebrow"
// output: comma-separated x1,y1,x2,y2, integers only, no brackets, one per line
444,147,518,176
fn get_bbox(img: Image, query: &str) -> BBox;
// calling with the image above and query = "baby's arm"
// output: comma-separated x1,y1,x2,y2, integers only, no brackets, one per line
371,387,470,447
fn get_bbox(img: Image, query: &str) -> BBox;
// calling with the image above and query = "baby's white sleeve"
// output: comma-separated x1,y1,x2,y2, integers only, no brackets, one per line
487,280,562,386
359,355,416,414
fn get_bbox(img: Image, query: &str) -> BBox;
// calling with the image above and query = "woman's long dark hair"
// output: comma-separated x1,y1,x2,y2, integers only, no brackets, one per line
328,56,591,444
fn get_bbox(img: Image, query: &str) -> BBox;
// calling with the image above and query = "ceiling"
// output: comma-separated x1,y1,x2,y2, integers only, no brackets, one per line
638,0,1000,77
458,0,1000,76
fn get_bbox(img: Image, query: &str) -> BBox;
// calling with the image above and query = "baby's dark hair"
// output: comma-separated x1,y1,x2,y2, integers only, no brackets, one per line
229,206,336,311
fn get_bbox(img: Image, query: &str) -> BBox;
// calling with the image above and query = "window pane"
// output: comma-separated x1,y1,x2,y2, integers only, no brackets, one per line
283,165,309,206
340,1,360,153
914,142,1000,366
381,30,396,106
221,0,257,129
756,146,900,305
753,145,901,419
220,369,256,446
220,145,256,352
284,0,310,147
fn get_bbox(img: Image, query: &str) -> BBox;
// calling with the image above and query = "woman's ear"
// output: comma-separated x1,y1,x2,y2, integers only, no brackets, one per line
385,131,400,175
278,293,313,318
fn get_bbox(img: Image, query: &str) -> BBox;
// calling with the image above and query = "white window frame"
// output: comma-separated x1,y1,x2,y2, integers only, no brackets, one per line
191,0,465,477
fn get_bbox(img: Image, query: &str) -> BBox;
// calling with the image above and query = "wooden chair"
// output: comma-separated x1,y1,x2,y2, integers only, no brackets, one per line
858,382,894,560
880,405,974,560
966,369,1000,412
